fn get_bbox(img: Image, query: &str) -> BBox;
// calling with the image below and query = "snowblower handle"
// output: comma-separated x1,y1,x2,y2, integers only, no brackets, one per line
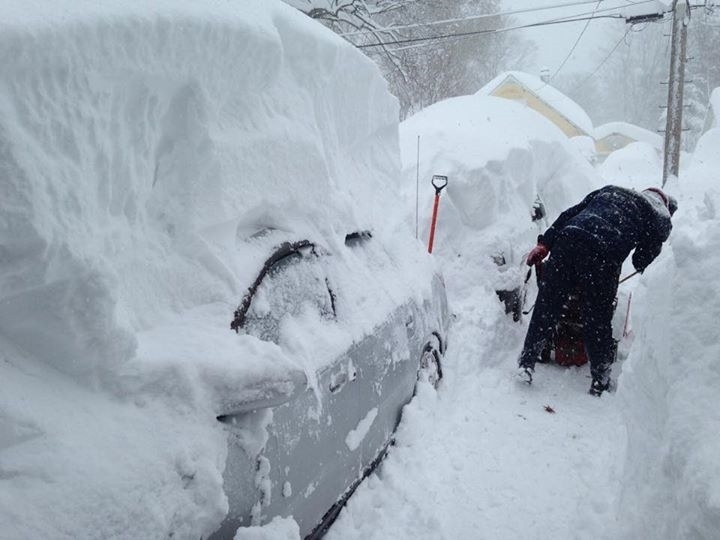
618,271,639,285
431,175,448,195
535,262,543,281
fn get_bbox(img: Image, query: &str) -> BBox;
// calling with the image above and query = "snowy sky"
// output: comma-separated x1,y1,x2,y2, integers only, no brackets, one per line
501,0,659,77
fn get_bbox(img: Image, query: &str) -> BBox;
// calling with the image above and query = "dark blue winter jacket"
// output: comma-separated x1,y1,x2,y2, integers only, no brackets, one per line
539,185,672,272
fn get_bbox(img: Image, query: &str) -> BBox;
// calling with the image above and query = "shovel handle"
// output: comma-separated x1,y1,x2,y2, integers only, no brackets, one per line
427,194,441,253
431,175,448,194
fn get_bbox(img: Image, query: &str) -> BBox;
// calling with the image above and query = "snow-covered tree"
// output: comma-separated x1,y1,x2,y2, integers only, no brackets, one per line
284,0,531,119
559,7,719,151
600,22,670,131
283,0,409,30
553,72,605,127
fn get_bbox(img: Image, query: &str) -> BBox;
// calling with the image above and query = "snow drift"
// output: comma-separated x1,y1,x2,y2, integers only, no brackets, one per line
329,82,720,540
0,1,426,537
597,141,664,192
615,127,720,539
399,94,600,300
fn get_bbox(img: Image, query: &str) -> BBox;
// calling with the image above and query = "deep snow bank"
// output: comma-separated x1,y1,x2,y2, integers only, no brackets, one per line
0,0,399,383
399,94,600,299
0,1,418,537
615,128,720,538
597,142,664,192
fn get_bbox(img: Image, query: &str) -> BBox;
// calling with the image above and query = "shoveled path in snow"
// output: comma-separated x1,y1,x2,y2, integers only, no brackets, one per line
327,287,628,540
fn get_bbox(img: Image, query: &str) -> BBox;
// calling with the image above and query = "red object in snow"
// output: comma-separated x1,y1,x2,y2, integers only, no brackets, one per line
427,193,441,254
427,175,448,254
554,290,589,367
554,331,588,366
536,266,620,368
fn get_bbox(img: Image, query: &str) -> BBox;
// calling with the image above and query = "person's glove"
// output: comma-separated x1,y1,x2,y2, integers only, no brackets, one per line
526,243,549,266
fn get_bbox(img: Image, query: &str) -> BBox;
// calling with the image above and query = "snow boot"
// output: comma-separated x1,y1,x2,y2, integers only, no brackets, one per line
588,378,613,396
516,366,534,385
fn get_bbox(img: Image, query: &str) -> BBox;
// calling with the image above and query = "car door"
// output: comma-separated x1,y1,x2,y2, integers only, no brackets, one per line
216,235,424,539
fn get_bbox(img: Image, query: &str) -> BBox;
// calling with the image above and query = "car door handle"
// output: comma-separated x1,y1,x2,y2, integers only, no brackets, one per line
329,372,348,393
329,363,358,393
405,315,415,330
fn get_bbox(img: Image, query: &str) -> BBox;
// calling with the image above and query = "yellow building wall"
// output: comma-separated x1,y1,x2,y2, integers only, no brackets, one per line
595,134,635,156
490,81,587,138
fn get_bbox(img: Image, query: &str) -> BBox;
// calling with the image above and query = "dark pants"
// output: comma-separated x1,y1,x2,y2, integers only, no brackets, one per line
519,230,620,383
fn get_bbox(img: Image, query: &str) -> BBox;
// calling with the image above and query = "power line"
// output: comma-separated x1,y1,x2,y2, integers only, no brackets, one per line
353,0,660,49
371,13,618,54
339,0,614,38
354,9,634,49
548,0,602,82
570,12,670,91
575,26,631,88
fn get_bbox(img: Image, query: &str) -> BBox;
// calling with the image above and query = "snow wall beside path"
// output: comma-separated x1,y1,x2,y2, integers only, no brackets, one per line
616,128,720,539
0,1,410,538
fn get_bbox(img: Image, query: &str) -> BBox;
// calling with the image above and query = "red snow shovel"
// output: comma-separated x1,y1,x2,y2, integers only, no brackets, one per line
427,174,448,254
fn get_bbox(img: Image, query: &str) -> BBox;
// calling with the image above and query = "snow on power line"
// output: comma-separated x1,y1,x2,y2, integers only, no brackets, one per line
339,0,610,37
353,0,660,49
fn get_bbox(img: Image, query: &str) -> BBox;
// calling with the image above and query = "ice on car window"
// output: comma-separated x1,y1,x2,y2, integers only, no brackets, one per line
243,248,335,343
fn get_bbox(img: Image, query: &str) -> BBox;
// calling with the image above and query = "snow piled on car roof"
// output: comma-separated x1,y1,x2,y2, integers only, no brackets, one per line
399,93,600,291
0,1,434,538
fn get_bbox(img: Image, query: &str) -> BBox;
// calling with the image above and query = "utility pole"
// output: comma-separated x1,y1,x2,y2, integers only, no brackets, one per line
662,0,690,187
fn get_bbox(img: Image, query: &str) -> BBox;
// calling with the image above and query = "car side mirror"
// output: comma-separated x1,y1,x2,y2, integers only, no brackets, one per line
531,197,546,222
217,367,308,419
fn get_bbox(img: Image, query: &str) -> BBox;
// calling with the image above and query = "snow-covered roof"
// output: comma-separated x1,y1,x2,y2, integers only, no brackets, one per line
594,121,664,148
476,70,594,135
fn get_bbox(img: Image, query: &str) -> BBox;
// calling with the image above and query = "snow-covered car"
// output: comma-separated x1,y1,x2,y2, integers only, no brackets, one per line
398,91,599,324
207,227,448,538
0,2,449,539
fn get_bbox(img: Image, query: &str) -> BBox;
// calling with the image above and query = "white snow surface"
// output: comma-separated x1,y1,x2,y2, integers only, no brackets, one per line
594,121,664,149
2,1,720,538
234,516,299,540
569,134,597,164
709,87,720,129
399,93,598,291
0,1,437,538
326,93,720,538
477,71,594,136
597,141,664,191
345,408,378,451
612,128,720,539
